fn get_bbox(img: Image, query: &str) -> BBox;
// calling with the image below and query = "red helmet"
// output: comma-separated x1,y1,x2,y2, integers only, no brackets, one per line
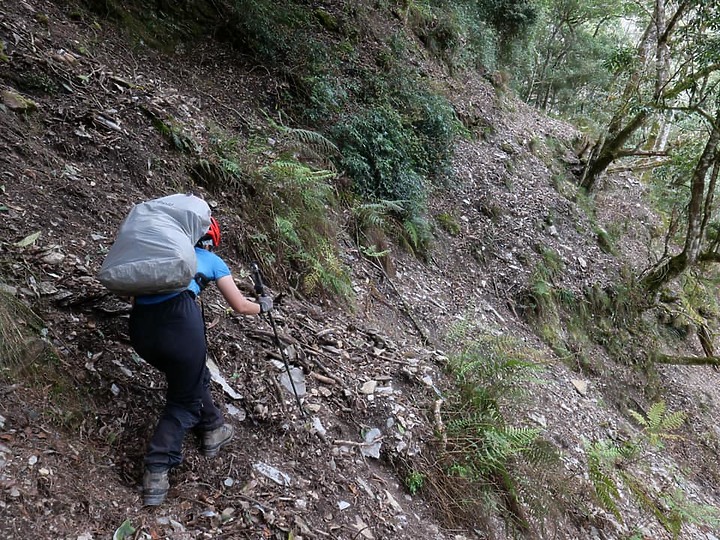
206,216,221,247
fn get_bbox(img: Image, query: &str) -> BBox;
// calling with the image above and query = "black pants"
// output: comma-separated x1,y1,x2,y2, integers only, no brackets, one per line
129,291,223,471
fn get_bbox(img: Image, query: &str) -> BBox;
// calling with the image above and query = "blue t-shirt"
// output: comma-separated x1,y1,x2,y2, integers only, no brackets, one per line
134,248,231,305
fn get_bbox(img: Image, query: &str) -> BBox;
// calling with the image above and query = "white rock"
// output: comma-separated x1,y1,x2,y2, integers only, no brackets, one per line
254,462,291,486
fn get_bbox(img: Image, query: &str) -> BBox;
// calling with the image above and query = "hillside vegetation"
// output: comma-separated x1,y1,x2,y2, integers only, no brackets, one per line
2,1,720,539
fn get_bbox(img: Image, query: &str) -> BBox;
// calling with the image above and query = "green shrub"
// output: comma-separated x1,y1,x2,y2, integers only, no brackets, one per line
193,122,352,299
333,105,426,203
0,290,40,372
436,212,461,235
414,334,561,533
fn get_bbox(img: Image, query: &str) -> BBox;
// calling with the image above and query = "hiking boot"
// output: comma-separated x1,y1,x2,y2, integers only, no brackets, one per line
200,423,234,458
142,469,169,506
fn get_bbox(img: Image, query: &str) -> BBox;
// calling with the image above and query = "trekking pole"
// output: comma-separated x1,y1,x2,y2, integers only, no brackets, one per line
250,263,306,417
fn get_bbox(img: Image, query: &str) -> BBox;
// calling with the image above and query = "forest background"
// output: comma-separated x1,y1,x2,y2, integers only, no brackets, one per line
3,0,720,539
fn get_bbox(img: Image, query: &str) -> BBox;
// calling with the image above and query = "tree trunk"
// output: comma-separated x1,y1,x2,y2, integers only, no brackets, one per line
640,107,720,293
580,1,692,192
580,110,649,191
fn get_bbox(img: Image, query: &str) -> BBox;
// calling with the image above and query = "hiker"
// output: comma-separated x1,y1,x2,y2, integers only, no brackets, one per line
128,215,273,506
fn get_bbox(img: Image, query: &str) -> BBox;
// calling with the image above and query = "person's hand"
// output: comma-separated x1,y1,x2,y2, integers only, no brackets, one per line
258,295,273,314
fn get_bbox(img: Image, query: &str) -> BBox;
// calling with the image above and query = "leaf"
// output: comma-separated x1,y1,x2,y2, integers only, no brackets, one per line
628,409,648,427
113,520,135,540
15,231,41,247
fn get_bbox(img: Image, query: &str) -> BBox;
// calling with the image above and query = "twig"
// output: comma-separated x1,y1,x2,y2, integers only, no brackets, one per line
309,372,336,385
195,87,251,127
375,263,433,346
433,399,447,451
333,437,384,447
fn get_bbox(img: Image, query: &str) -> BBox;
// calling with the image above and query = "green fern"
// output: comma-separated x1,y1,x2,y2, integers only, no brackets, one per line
586,402,688,529
660,489,720,537
199,119,351,299
628,401,686,448
299,241,352,297
220,156,243,177
586,439,624,520
352,200,407,231
274,215,301,247
359,244,391,259
439,335,557,530
280,127,340,160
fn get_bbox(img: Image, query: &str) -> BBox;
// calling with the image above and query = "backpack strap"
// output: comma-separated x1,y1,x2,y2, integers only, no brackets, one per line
194,272,212,292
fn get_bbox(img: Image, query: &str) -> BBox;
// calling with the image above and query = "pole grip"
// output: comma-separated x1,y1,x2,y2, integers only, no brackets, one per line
250,262,265,297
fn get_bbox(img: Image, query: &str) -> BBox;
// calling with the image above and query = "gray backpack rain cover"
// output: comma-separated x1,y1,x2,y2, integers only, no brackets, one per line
98,194,211,296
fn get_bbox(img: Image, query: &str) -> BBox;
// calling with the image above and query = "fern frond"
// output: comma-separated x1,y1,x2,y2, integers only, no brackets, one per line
586,441,623,519
219,157,243,176
647,401,667,429
262,160,311,181
403,218,421,250
660,411,687,432
628,409,648,428
523,438,560,467
274,216,301,247
352,200,408,231
281,127,341,158
588,462,622,520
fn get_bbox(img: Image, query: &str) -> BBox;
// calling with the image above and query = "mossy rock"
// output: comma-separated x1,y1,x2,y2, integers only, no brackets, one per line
314,9,339,31
1,90,38,113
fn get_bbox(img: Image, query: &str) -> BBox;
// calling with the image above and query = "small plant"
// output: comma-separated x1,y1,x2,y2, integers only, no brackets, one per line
150,115,200,154
627,401,686,449
659,489,720,537
585,402,715,537
405,471,425,494
586,438,638,519
436,212,461,236
522,247,564,324
414,334,560,534
0,290,42,372
194,121,352,299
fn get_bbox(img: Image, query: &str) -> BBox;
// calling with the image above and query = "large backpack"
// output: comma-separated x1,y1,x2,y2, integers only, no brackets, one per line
98,193,211,296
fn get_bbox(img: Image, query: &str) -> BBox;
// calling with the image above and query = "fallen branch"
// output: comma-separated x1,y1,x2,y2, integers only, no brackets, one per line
651,353,720,366
369,260,433,346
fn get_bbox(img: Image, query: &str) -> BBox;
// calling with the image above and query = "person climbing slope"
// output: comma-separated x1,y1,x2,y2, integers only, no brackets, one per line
128,215,273,506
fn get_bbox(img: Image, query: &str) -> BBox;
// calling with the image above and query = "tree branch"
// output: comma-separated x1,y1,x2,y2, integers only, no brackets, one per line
698,251,720,263
615,149,669,158
651,353,720,366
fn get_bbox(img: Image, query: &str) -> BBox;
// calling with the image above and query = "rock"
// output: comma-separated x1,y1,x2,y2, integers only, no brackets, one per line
360,380,378,394
279,367,306,396
0,283,17,295
361,428,383,459
2,90,38,112
312,416,327,437
253,462,291,486
41,251,65,265
571,379,588,396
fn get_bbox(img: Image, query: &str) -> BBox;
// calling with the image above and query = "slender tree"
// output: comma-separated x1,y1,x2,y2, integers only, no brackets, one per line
641,106,720,294
580,0,690,191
